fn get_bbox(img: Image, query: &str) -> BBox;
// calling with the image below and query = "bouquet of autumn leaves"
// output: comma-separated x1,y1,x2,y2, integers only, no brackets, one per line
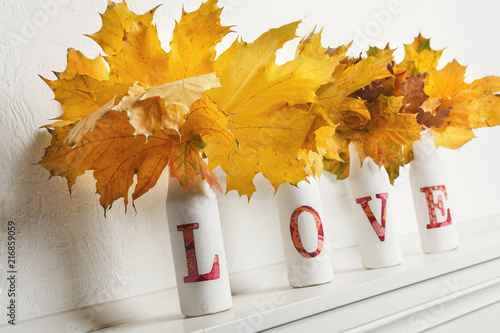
319,34,500,183
40,0,500,213
39,0,343,211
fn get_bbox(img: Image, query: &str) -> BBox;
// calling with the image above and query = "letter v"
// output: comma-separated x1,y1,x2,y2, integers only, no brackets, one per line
355,193,389,241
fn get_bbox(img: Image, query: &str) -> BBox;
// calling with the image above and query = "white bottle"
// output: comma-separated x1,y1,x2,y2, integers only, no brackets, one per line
275,176,333,287
348,146,403,269
409,132,459,253
166,176,232,316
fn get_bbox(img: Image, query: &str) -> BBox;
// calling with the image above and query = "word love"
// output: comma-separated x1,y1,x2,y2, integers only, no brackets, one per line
174,186,453,284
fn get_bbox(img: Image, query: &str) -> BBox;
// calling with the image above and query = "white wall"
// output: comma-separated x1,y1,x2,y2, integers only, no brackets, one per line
1,0,500,324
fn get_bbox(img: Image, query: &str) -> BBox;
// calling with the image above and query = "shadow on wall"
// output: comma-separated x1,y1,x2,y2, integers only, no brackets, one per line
7,129,139,327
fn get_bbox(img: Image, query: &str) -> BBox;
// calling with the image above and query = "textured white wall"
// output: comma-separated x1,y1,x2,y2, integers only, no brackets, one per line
1,0,500,324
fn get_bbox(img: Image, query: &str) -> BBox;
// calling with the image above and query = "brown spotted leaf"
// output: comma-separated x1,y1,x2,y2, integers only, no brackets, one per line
416,108,450,129
400,72,429,114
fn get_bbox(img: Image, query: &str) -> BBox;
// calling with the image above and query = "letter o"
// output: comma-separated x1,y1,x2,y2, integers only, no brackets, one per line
289,206,324,258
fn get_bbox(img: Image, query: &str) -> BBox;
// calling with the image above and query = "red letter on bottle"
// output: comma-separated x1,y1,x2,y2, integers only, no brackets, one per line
420,185,452,229
289,206,325,258
355,193,388,241
177,223,220,283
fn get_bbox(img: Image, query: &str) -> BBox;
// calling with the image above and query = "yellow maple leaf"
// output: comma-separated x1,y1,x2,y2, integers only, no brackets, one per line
334,50,394,92
424,60,468,98
167,0,231,80
106,21,171,87
300,104,341,161
209,22,340,114
432,126,475,149
317,50,394,113
423,59,500,148
204,102,322,197
87,0,158,56
296,29,327,56
181,98,232,145
204,22,341,196
468,94,500,127
470,76,500,95
42,74,129,123
398,33,443,75
214,37,242,74
56,48,109,81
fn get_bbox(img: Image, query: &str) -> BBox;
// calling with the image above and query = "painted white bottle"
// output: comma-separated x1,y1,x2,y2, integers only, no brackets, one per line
166,176,232,316
348,146,403,269
409,132,459,253
275,176,333,287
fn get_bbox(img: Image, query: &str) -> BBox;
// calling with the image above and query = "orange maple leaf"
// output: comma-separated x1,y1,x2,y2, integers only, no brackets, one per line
40,107,225,211
40,111,173,212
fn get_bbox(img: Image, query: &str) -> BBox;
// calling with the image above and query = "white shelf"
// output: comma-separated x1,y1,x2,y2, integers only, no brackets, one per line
90,215,500,333
5,216,499,333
